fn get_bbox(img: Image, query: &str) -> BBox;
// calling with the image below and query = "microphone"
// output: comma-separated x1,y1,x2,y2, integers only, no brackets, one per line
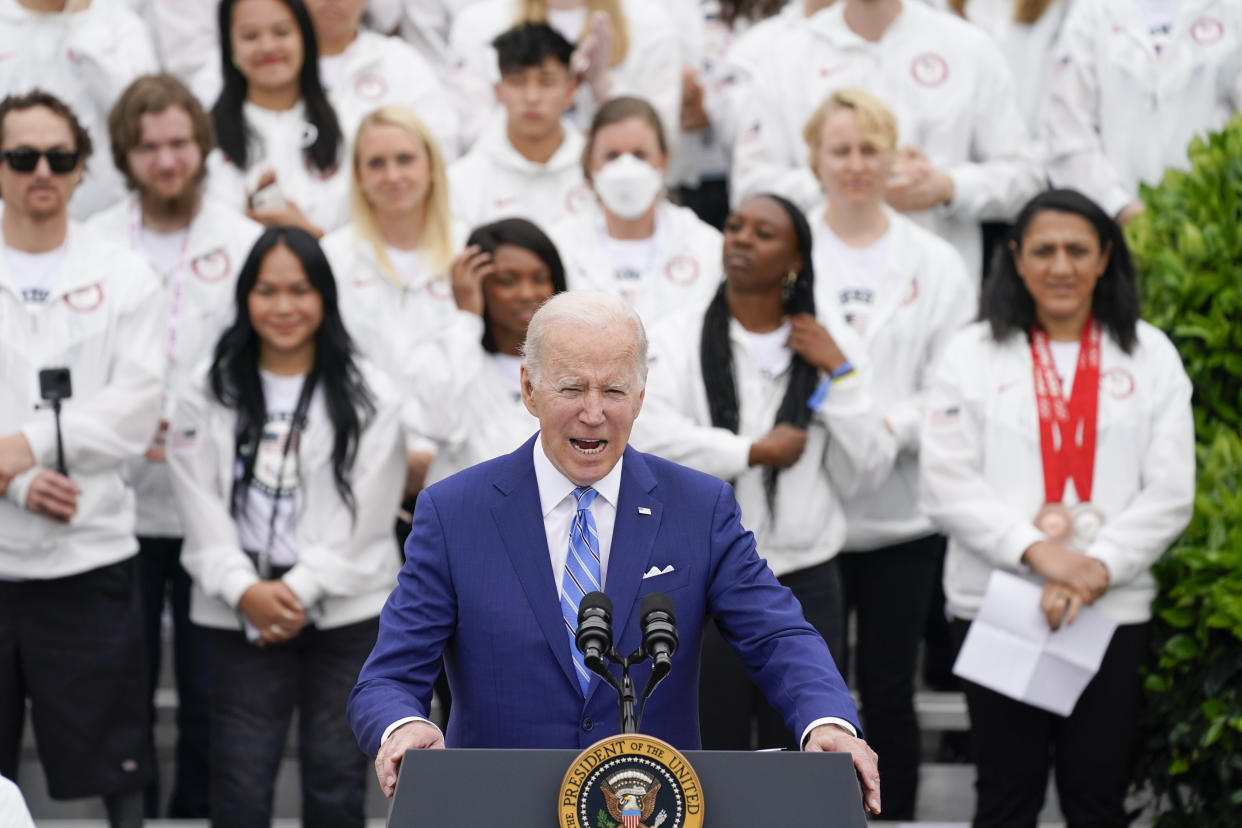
575,591,614,674
640,592,678,679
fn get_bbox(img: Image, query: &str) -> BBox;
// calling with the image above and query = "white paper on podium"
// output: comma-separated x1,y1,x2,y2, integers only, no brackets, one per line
952,570,1117,716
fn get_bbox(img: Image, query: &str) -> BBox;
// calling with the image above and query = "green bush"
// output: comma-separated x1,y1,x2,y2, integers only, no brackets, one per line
1126,115,1242,824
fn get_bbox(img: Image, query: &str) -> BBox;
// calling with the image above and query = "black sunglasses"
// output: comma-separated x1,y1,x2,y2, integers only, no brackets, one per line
1,147,81,174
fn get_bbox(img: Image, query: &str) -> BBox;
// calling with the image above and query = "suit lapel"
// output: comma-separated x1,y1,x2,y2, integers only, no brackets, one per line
595,447,663,702
491,436,580,692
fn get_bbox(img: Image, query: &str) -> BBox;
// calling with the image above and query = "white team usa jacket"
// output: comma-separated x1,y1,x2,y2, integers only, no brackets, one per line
448,117,592,233
86,196,264,537
324,30,461,161
1043,0,1242,217
205,101,351,236
919,321,1195,624
549,200,723,328
166,361,406,631
730,0,1043,287
410,315,539,486
321,220,467,379
0,1,158,219
810,208,975,551
0,225,167,578
632,305,897,577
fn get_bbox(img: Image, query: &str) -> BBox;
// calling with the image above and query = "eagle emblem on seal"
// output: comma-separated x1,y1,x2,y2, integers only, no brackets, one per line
600,769,667,828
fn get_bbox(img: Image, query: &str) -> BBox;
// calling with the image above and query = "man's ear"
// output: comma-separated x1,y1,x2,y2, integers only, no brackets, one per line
520,364,538,416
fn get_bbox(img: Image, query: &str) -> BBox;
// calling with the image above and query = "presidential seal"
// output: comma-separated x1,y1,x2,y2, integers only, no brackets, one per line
559,735,704,828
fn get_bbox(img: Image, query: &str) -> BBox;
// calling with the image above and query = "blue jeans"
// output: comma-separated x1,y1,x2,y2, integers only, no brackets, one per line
205,617,378,828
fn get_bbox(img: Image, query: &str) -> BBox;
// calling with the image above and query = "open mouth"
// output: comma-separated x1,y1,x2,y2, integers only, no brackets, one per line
570,438,607,455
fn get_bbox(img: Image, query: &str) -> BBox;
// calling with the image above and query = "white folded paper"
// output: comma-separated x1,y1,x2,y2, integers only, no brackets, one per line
952,570,1118,716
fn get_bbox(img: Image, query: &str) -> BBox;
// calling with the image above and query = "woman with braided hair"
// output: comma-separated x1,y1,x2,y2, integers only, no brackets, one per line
631,192,895,750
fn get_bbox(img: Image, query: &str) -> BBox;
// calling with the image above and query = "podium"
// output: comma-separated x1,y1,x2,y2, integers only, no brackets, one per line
388,748,869,827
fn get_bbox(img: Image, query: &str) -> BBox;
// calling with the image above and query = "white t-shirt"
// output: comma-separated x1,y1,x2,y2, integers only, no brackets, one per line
3,244,66,306
492,351,524,402
1048,339,1080,396
237,370,308,568
137,226,190,277
384,245,423,287
1138,0,1180,52
602,234,661,293
814,223,893,337
736,320,792,380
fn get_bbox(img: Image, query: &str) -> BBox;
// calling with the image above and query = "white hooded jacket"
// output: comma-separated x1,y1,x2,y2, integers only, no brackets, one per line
548,200,722,328
920,321,1195,624
731,1,1043,287
810,208,974,550
86,196,264,537
166,361,405,630
0,0,158,219
632,304,897,576
0,225,166,578
1043,0,1242,217
448,117,592,231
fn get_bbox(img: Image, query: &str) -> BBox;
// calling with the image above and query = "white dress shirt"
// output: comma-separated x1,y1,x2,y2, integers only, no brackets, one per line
533,433,622,596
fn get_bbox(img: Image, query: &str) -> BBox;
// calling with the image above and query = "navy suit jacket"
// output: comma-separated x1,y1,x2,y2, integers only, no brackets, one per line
348,435,859,755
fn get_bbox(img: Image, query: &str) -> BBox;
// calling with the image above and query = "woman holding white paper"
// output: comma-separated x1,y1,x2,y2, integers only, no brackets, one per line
919,188,1194,828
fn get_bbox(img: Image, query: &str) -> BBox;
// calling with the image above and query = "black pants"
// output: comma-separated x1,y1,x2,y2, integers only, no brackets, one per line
136,535,211,817
699,557,846,750
839,534,945,820
206,617,379,828
951,618,1149,828
0,557,154,799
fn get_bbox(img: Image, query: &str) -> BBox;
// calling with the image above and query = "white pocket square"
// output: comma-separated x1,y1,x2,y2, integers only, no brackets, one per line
642,564,676,579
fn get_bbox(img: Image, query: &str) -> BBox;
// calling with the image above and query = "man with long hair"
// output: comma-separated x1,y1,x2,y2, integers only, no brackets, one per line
85,73,263,819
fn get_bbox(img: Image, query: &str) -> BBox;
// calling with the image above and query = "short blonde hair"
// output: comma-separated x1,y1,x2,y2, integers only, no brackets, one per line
516,0,629,67
803,88,899,172
348,107,454,287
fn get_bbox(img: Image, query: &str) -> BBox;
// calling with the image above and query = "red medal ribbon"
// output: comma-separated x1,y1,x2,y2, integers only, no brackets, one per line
1030,317,1100,504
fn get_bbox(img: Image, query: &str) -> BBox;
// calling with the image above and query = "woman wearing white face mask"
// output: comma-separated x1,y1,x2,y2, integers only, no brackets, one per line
547,95,722,327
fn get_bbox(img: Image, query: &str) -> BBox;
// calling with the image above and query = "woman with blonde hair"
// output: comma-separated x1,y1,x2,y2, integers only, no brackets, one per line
447,0,681,147
803,87,973,820
321,106,466,384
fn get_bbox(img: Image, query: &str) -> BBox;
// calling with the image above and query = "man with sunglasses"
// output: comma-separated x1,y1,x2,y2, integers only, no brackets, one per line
0,90,167,828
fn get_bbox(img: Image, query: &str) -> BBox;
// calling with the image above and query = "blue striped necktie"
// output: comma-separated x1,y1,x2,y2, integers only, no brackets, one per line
561,486,602,696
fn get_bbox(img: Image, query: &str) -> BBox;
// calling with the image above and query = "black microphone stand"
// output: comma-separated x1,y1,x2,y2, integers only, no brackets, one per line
592,642,671,734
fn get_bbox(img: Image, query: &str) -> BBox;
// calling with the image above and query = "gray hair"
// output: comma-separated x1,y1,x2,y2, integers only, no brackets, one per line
522,291,648,387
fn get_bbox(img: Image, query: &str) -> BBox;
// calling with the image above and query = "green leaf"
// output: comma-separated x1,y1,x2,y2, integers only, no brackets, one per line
1165,634,1201,661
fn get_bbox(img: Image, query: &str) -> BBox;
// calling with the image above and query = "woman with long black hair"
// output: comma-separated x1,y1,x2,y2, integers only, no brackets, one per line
632,192,895,750
921,188,1194,827
206,0,348,238
167,226,405,827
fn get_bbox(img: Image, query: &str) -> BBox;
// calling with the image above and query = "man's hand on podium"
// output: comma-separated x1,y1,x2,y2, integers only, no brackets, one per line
805,723,882,816
375,720,445,798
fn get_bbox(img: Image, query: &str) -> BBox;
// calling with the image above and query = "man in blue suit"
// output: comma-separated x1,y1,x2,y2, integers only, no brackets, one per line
348,292,882,815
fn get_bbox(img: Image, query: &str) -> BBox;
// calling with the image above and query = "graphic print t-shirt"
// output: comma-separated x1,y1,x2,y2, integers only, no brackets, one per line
237,370,308,568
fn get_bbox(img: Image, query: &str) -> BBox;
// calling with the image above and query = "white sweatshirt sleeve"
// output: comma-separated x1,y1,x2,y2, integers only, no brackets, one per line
919,331,1045,570
1086,333,1195,587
